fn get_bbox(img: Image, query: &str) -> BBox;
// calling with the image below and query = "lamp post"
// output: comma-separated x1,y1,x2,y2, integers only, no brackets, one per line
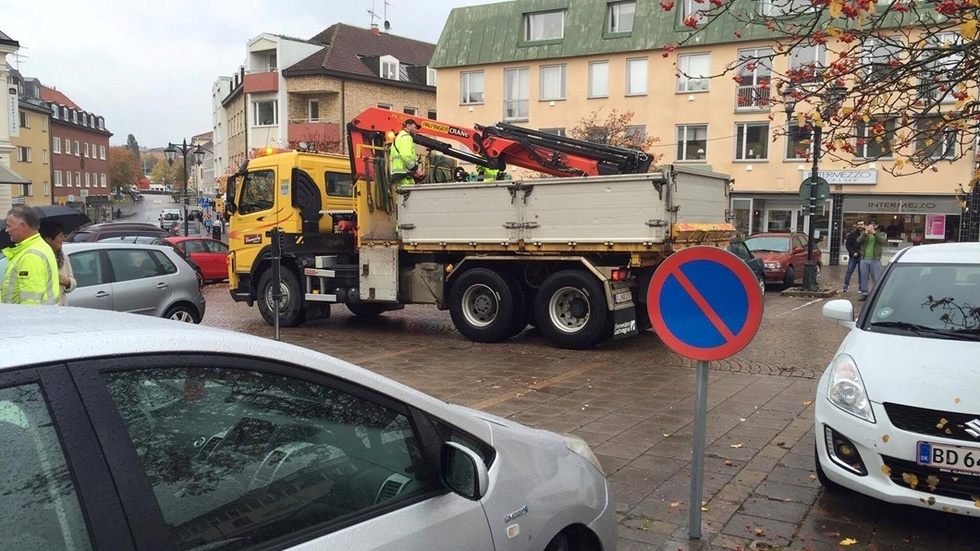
782,84,846,292
164,139,205,236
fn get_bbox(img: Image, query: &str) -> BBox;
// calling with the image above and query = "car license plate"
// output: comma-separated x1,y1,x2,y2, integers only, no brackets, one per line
917,441,980,474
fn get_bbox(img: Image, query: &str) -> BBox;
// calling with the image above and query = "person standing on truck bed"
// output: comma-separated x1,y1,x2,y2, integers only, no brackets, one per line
390,118,423,186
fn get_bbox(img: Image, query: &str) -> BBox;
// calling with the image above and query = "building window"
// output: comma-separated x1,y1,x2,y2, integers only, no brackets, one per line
736,48,773,109
460,71,485,104
856,117,895,159
19,111,29,128
55,171,63,187
916,116,956,160
42,117,48,131
84,143,90,158
22,183,32,197
98,117,104,130
101,173,107,188
681,0,709,25
540,128,567,137
53,137,61,154
504,67,530,121
785,122,813,160
735,122,769,160
676,125,707,161
75,172,81,187
305,100,319,122
426,67,437,86
72,111,78,123
43,181,49,195
61,107,67,119
377,103,392,110
100,145,106,159
919,32,962,103
380,55,399,80
626,125,647,147
524,10,565,41
51,105,59,120
74,141,80,156
789,44,825,82
589,61,609,98
759,0,814,16
403,107,417,116
540,64,567,101
85,173,91,188
16,146,31,163
863,37,902,81
42,149,48,164
264,52,277,72
626,58,648,96
427,109,438,119
677,53,710,92
253,100,277,126
608,1,636,33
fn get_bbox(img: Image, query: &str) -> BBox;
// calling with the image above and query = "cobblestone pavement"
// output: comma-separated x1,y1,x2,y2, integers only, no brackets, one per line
200,265,979,550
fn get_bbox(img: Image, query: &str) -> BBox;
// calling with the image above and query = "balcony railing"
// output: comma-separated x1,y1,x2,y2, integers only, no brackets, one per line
736,85,770,110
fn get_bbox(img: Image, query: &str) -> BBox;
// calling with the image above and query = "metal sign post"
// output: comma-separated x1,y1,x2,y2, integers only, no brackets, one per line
647,246,764,539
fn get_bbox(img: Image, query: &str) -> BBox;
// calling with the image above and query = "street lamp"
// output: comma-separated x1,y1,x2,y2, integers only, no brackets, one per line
782,84,846,292
164,139,205,236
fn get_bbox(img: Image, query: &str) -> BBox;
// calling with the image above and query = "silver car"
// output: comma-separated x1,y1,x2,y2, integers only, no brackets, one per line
64,242,206,322
0,305,615,550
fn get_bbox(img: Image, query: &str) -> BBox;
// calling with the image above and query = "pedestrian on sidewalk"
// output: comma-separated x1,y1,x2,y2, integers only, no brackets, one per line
857,220,887,301
204,214,213,237
842,219,864,292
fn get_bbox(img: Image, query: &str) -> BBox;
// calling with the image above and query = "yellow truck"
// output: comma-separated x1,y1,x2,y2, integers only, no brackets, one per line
224,109,735,349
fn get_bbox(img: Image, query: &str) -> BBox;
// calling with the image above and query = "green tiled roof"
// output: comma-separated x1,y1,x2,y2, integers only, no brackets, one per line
431,0,778,68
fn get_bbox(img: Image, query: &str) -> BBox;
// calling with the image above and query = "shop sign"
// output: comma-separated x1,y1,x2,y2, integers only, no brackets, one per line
842,196,962,215
8,87,18,138
802,169,877,185
925,214,946,239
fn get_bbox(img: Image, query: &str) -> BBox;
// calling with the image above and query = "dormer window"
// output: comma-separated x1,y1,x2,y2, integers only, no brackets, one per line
51,104,59,119
525,10,564,42
380,55,399,80
72,110,78,123
609,2,635,33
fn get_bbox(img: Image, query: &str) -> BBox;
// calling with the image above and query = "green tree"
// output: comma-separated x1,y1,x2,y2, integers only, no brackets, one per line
108,146,141,193
570,109,664,167
150,157,185,193
126,134,141,165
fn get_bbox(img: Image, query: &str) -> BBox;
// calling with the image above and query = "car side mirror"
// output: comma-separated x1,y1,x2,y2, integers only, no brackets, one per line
823,299,856,329
226,202,237,216
441,442,489,500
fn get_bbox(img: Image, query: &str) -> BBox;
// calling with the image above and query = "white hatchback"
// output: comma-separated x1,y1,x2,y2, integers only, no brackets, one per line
815,243,980,516
0,305,615,550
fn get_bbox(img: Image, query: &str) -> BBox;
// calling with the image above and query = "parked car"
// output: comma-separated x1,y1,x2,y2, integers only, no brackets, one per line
0,305,616,550
165,236,229,282
78,234,205,288
815,243,980,515
64,242,206,322
66,222,168,243
727,238,766,297
744,232,822,287
159,209,183,231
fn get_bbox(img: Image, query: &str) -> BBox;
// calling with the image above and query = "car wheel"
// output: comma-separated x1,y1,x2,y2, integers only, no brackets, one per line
814,445,844,493
757,273,766,297
257,268,306,327
814,263,822,286
448,268,516,343
544,532,572,551
783,266,795,287
534,270,609,350
164,304,199,323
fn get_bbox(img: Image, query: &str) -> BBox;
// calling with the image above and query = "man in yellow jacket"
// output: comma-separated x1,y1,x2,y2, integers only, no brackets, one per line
390,118,423,186
2,205,60,305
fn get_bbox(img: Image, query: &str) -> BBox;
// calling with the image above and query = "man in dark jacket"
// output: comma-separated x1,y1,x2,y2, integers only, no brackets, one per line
842,220,864,292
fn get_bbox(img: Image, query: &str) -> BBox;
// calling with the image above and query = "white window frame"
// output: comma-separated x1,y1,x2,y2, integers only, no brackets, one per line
403,107,417,116
74,141,80,156
589,61,609,98
504,67,530,121
72,111,78,123
19,111,29,128
377,103,392,110
42,149,48,164
916,117,957,160
785,122,813,160
460,71,485,104
43,181,49,195
42,117,48,131
608,1,636,33
862,37,902,81
426,67,437,86
759,0,815,16
856,117,895,159
101,173,107,188
734,122,770,160
380,55,399,80
626,58,648,96
85,173,91,188
100,145,106,160
84,143,90,158
75,172,81,187
53,137,61,154
55,170,63,187
539,64,567,101
677,53,710,93
736,48,773,110
789,44,826,81
524,10,565,41
919,32,963,104
681,0,708,24
16,146,31,163
676,125,708,161
252,100,278,126
309,99,320,122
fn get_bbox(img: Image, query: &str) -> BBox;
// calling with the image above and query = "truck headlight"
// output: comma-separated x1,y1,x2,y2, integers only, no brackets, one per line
560,433,604,476
826,354,875,423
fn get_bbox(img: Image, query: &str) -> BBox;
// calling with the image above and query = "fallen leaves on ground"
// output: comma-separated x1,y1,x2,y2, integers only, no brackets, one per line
840,537,858,545
731,443,743,448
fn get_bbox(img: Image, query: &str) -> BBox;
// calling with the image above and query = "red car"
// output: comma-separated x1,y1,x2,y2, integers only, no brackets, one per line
744,232,822,286
165,236,229,282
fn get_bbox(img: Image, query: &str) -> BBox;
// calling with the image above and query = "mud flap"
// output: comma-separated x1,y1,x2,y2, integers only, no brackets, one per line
612,305,638,339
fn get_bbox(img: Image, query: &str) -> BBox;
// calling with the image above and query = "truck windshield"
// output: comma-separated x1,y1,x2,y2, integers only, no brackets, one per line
865,264,980,340
238,170,276,214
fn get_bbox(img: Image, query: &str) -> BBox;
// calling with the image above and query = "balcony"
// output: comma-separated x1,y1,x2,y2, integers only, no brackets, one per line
244,70,279,94
287,119,341,148
736,84,770,110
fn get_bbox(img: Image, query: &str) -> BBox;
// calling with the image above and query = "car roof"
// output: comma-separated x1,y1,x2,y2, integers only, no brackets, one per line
892,242,980,265
64,242,175,253
747,233,793,238
76,222,163,231
0,305,491,442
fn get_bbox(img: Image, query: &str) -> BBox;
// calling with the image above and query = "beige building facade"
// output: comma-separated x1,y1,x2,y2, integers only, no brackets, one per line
433,1,975,262
9,100,51,207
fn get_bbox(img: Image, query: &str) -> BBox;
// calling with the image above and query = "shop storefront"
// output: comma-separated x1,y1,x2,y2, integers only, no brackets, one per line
836,194,962,260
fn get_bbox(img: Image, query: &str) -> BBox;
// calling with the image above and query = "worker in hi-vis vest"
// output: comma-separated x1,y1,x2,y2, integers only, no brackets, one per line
390,118,423,186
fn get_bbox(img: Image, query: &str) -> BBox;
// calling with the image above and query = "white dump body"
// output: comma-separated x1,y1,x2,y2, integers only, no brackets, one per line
395,166,731,248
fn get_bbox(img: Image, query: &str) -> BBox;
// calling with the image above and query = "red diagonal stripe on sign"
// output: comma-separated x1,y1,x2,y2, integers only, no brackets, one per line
670,267,737,342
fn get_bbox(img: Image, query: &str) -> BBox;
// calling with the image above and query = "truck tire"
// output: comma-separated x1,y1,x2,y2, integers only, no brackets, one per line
534,270,609,350
449,268,516,343
257,268,306,327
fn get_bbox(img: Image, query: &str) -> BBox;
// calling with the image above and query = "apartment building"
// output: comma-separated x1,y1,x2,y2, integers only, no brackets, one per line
0,30,24,214
43,85,112,221
212,23,436,180
9,73,51,208
432,1,974,261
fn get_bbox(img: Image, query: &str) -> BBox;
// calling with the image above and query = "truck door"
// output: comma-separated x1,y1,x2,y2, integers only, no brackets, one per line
229,168,277,275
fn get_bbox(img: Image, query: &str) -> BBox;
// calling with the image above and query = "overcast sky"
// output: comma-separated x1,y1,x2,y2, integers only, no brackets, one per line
3,0,503,148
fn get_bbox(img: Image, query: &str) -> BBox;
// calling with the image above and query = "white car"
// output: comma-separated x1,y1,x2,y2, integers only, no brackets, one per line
815,243,980,515
0,305,615,550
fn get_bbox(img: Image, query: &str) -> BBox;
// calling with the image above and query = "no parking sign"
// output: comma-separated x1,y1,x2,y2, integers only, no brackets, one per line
646,246,764,539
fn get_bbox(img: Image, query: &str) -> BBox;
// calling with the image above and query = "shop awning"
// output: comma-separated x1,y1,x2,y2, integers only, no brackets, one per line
0,163,28,185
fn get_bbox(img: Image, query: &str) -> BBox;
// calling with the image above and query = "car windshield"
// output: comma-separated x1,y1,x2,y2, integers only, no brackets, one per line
866,264,980,341
745,236,791,253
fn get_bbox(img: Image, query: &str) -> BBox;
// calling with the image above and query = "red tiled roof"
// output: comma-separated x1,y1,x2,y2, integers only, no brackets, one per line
288,23,435,83
41,86,80,109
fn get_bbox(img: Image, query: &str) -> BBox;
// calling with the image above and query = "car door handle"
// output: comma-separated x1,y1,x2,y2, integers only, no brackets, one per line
95,291,110,298
157,282,169,289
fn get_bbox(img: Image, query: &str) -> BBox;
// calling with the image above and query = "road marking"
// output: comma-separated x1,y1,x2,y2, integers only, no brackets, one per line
776,298,824,317
470,362,605,410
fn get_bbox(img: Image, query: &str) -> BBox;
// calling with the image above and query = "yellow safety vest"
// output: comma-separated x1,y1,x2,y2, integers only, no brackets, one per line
390,130,417,182
2,233,60,305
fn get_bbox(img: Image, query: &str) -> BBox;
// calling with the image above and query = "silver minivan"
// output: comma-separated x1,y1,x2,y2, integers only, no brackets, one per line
64,242,206,322
158,209,183,230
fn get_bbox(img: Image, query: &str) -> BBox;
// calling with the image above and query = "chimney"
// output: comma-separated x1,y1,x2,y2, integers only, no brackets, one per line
371,24,380,36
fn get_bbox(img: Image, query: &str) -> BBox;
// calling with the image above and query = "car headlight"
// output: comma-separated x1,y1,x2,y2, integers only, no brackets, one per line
560,433,604,476
764,262,781,270
826,354,875,423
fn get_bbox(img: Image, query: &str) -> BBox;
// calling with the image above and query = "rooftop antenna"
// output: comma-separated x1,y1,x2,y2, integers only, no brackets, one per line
367,0,380,28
